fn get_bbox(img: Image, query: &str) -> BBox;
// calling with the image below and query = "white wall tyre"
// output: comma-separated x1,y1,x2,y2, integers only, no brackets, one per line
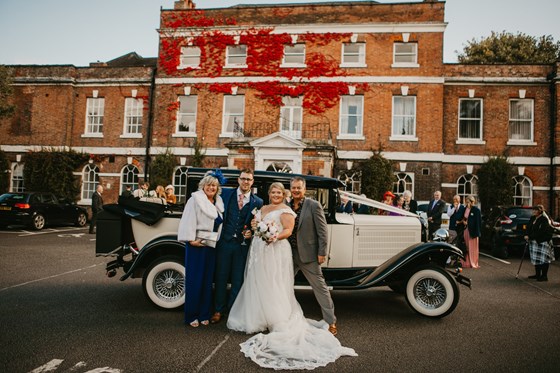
405,266,459,318
142,257,185,310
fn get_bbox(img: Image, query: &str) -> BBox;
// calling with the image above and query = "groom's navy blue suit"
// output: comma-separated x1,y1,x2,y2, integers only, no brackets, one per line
214,187,263,314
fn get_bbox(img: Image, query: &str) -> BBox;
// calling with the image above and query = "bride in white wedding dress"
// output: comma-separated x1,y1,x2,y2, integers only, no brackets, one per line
227,183,357,370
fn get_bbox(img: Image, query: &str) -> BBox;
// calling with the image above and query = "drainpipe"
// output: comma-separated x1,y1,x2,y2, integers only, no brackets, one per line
549,67,558,218
144,67,157,181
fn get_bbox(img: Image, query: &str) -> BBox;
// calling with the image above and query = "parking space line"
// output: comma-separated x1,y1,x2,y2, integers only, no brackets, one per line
195,334,230,372
0,264,102,293
18,227,87,237
480,252,511,265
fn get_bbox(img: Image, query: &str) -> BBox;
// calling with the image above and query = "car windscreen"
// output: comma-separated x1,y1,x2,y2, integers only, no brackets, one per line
506,208,532,220
0,193,27,203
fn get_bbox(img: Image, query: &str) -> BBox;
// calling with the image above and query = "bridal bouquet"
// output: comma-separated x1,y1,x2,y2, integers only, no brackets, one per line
252,208,279,243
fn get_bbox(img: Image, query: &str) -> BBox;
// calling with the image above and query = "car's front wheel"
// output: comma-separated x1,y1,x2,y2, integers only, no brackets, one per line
405,265,459,318
75,212,87,227
142,256,185,310
31,213,46,230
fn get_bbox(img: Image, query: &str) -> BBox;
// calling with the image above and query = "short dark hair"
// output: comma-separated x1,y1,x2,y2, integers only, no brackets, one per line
239,168,254,175
290,176,306,188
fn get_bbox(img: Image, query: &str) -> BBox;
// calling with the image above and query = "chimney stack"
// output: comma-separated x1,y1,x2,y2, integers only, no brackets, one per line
174,0,196,9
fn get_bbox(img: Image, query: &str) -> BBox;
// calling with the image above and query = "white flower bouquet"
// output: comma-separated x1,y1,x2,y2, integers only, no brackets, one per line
252,208,279,244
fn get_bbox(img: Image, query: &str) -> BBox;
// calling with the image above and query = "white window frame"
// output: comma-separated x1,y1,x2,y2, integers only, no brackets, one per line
225,45,247,68
507,99,535,145
457,174,478,202
392,42,419,68
11,163,24,192
173,95,198,138
84,97,104,137
81,164,99,201
341,42,366,67
512,175,532,206
393,172,414,195
338,170,362,194
221,95,245,137
338,95,364,139
281,44,306,67
120,164,139,195
179,46,201,69
121,97,143,138
391,96,417,141
457,98,484,144
174,166,189,204
280,96,303,139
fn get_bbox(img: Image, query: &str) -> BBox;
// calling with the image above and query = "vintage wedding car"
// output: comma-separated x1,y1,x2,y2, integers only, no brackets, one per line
96,168,471,318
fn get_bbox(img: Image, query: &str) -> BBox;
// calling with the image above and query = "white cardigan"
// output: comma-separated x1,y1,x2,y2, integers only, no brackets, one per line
177,190,224,243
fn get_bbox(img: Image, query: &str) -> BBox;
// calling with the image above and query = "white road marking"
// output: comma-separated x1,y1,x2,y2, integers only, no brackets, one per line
195,334,230,372
29,359,63,373
480,252,511,265
57,233,86,238
67,361,87,371
83,367,121,373
18,227,87,237
0,264,102,293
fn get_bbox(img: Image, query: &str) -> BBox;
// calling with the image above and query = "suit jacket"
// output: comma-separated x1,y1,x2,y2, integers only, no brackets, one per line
336,201,353,214
427,199,446,224
220,187,263,229
294,198,329,263
92,192,104,214
464,206,482,238
403,199,418,214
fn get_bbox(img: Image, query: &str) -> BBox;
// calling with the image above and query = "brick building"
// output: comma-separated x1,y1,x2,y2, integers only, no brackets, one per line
0,0,558,216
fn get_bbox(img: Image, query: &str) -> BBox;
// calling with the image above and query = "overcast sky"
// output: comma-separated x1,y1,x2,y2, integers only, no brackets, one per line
0,0,558,66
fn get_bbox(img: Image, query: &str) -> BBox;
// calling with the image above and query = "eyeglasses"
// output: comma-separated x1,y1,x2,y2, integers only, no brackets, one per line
239,177,253,182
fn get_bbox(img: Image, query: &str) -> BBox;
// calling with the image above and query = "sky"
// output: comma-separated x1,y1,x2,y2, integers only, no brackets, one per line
0,0,558,66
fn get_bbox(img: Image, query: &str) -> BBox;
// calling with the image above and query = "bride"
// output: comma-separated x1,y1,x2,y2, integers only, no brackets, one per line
227,182,357,370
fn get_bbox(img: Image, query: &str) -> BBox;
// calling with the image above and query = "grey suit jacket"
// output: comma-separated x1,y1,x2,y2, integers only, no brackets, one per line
294,198,329,263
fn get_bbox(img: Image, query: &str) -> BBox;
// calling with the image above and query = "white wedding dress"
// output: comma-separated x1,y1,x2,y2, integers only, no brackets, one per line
227,208,357,370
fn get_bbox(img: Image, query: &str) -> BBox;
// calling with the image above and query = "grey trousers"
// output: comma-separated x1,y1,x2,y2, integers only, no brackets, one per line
293,253,336,325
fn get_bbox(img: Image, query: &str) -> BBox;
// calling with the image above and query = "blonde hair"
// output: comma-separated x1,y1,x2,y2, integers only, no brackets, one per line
268,182,287,197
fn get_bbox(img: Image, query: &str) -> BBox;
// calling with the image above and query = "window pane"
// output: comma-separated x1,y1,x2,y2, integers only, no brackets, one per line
392,96,416,136
284,44,305,64
459,99,482,139
223,95,245,133
342,43,364,64
394,43,417,63
509,100,533,140
180,47,201,67
340,96,363,135
86,98,104,133
124,98,143,134
227,45,247,65
178,96,197,133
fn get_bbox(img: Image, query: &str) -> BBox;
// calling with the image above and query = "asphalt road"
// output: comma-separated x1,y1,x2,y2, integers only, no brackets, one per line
0,227,559,373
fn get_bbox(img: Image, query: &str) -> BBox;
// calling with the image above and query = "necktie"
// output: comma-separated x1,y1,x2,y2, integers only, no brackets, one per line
238,193,244,210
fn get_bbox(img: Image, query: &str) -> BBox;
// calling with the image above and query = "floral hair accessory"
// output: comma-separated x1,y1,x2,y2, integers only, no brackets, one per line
209,168,228,185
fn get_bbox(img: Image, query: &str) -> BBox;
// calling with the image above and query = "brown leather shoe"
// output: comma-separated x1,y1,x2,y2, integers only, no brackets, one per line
328,323,337,336
210,312,222,324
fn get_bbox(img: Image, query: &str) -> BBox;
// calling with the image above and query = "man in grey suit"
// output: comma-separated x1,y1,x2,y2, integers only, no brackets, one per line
288,176,337,335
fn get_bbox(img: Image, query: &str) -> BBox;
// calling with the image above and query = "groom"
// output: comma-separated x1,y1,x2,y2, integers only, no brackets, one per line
211,169,263,324
289,176,338,335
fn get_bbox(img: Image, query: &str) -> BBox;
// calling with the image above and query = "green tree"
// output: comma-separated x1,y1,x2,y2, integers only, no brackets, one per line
358,150,395,202
0,150,9,193
149,150,176,188
476,156,515,214
0,65,15,118
457,31,560,64
23,149,89,200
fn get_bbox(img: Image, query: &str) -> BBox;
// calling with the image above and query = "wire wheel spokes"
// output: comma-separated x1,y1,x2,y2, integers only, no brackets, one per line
153,269,184,301
414,277,447,309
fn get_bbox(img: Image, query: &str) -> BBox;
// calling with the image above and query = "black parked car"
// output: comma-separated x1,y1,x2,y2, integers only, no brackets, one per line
482,206,533,258
0,192,88,230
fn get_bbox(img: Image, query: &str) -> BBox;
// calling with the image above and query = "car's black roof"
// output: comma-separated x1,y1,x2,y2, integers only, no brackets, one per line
186,167,345,188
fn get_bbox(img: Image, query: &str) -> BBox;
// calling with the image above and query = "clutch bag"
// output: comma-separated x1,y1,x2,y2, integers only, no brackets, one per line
196,230,219,248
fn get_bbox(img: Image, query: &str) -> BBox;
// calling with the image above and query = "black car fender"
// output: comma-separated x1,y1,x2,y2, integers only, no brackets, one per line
335,242,464,290
120,235,185,281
